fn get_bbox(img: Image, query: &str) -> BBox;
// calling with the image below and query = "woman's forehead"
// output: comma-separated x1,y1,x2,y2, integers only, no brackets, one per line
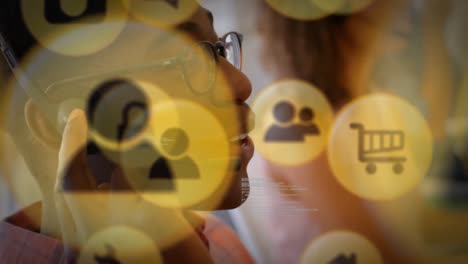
181,7,218,42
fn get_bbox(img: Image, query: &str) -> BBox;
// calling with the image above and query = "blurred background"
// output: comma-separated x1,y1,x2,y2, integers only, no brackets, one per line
202,1,468,263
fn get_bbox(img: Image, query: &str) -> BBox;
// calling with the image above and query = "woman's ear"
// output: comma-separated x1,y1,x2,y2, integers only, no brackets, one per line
24,99,61,147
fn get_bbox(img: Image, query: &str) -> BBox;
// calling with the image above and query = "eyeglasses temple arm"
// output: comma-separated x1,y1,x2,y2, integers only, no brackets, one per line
45,57,179,93
1,33,59,123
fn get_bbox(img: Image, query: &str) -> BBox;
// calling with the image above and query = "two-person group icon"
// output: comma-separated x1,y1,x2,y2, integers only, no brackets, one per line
265,101,320,142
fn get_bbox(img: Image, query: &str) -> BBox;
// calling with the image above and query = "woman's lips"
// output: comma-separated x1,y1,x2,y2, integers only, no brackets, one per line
239,103,255,164
229,134,254,159
228,134,254,173
226,101,255,169
240,135,254,164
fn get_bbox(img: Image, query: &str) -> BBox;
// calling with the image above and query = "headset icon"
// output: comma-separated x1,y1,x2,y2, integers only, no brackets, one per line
117,101,148,142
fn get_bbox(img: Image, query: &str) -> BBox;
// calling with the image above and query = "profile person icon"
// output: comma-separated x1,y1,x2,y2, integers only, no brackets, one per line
264,101,320,142
149,127,200,190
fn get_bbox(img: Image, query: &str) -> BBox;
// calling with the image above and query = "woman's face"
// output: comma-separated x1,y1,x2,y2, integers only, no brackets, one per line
99,7,255,209
171,7,255,208
21,6,254,210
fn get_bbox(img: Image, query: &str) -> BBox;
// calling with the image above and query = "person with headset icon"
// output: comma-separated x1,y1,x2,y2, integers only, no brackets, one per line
86,79,200,192
117,101,148,142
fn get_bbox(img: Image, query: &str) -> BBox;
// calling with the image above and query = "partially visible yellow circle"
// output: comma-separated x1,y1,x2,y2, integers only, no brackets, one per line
309,0,345,13
78,226,162,264
251,79,333,166
312,0,373,14
300,230,383,264
328,94,433,200
121,100,232,209
127,0,199,28
266,0,332,21
21,0,128,56
454,71,468,153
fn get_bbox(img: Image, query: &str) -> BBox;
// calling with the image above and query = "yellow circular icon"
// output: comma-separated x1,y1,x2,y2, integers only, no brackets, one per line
21,0,128,56
78,226,162,264
88,79,176,156
127,0,199,28
266,0,332,21
121,99,233,209
3,16,238,216
300,231,383,264
328,94,433,200
251,79,333,166
311,0,373,14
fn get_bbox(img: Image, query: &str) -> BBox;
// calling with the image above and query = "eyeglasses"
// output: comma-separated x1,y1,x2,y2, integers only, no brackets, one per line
44,31,244,100
182,31,243,96
2,29,244,137
205,31,243,71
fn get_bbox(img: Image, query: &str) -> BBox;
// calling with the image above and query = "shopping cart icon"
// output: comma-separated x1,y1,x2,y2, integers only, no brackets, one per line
350,123,407,174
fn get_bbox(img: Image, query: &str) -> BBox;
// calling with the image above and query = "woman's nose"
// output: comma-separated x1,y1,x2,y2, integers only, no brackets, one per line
219,58,252,102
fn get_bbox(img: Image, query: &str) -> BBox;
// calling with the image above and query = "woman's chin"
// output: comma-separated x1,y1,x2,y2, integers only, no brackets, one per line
216,169,249,210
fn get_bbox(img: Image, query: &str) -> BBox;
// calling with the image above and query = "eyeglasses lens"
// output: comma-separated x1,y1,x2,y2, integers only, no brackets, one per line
224,33,242,70
182,42,216,94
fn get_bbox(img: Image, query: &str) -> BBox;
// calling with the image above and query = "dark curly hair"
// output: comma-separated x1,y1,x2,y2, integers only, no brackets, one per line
0,0,36,60
258,1,358,108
